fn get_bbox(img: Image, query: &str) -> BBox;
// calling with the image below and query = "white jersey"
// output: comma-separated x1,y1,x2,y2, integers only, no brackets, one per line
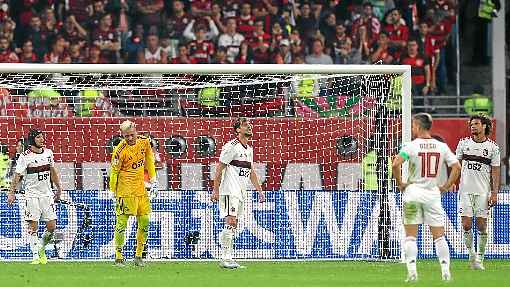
399,138,458,190
144,47,162,64
456,137,500,195
219,138,253,200
15,148,54,198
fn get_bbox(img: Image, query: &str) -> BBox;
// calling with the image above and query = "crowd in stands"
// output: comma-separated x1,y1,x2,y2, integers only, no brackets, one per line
0,0,457,99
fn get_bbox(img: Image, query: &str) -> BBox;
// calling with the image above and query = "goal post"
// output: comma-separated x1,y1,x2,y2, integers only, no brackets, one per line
0,63,412,260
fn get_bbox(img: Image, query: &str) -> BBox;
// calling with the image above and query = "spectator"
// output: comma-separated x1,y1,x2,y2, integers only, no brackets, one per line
217,18,244,63
319,12,336,43
164,0,191,41
65,0,91,24
289,30,304,57
85,44,108,64
191,0,213,17
60,15,88,47
352,26,371,63
123,23,144,64
23,15,51,59
182,16,220,42
171,44,197,64
43,35,67,63
87,0,108,30
0,36,18,62
138,33,168,64
295,3,318,44
91,13,120,63
416,21,440,93
135,0,164,28
237,2,256,39
333,38,362,64
68,42,84,63
252,39,270,64
222,0,239,19
351,2,380,48
18,39,38,63
269,22,286,52
211,46,229,64
187,26,215,64
210,2,226,33
305,39,333,64
384,8,408,58
273,39,292,64
234,41,253,64
329,23,350,56
370,31,394,64
249,20,271,49
400,38,431,112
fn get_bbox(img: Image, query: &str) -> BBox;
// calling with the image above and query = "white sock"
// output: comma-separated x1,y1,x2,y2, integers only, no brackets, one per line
463,230,474,258
40,230,54,248
434,236,450,273
404,236,417,275
29,232,41,259
220,225,235,261
477,231,488,261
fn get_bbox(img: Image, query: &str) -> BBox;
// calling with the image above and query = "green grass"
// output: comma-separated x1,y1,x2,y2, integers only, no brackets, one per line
0,260,508,287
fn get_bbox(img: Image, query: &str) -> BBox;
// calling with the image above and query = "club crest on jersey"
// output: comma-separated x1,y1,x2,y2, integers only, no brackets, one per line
231,207,236,212
483,149,488,156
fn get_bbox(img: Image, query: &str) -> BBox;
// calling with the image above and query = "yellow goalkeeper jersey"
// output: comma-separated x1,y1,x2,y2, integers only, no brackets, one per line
109,136,156,198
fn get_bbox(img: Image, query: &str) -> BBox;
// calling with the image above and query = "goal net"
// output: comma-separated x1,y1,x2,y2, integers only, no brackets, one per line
0,64,411,260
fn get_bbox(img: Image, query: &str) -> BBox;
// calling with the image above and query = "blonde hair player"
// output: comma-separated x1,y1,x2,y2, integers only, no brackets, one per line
210,117,265,269
7,129,63,265
392,113,461,282
109,120,157,267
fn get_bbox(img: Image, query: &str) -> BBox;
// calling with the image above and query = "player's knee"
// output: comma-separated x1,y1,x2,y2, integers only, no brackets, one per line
137,215,150,232
115,215,129,231
476,222,487,233
46,221,56,232
461,218,472,231
225,216,237,228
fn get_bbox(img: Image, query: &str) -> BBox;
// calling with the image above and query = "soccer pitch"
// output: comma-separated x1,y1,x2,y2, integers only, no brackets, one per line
1,260,508,287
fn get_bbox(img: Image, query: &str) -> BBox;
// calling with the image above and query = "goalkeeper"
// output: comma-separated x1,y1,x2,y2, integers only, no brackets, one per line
109,120,157,267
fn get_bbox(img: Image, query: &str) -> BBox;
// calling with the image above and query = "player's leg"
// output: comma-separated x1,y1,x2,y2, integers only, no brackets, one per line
460,192,476,265
134,195,151,267
426,194,451,281
39,196,58,264
218,195,240,268
473,193,489,270
402,186,423,282
114,197,131,266
24,197,42,264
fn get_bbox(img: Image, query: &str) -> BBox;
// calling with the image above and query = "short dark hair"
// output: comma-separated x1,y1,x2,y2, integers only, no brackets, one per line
469,113,492,136
233,117,248,133
413,113,433,131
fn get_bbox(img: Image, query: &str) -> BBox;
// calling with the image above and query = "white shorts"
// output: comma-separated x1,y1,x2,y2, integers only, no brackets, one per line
219,195,244,219
402,184,445,227
23,196,57,222
459,192,489,218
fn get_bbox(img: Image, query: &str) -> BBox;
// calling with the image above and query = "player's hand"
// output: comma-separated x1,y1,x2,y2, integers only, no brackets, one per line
54,190,62,202
7,193,15,205
149,180,158,200
210,190,219,203
488,192,498,207
438,185,449,193
397,182,409,192
258,191,265,203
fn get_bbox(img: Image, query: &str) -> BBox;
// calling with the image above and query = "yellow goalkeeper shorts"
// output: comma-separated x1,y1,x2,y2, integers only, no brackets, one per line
115,195,151,216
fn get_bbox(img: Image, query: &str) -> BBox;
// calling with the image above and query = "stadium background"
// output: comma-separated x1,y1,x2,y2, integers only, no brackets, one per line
0,0,509,262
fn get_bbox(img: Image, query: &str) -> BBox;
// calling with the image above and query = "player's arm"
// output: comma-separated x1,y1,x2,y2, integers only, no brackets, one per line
109,145,123,196
392,154,408,191
145,139,157,182
7,172,22,205
50,166,63,201
211,162,227,202
250,166,265,203
489,146,502,206
439,148,461,193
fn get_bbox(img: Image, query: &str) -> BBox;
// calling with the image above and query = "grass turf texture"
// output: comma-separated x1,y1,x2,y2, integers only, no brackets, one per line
1,260,508,287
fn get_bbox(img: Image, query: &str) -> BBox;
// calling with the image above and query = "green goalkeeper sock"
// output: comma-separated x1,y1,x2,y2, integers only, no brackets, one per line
114,214,129,260
135,215,150,258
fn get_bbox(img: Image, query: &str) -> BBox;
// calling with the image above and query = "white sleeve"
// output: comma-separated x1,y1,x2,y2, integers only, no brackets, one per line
444,144,459,167
15,155,27,175
219,144,235,165
455,140,463,160
491,145,501,166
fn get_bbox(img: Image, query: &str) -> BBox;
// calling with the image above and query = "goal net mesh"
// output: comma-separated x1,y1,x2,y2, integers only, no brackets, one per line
0,71,404,260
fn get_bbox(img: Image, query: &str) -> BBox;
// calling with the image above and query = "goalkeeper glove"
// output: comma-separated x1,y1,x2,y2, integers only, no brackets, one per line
149,180,158,200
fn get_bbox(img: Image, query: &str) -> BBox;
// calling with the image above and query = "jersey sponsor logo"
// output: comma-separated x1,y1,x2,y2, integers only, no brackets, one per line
462,154,491,166
26,164,50,174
